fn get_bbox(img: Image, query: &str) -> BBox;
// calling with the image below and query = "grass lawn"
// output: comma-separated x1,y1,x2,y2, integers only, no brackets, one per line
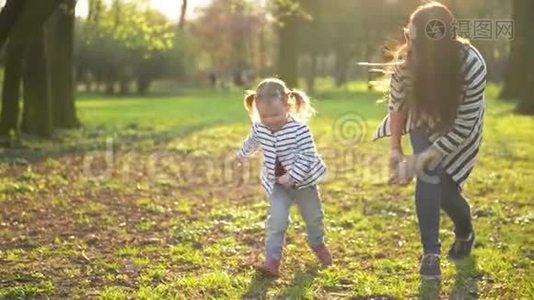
0,83,532,299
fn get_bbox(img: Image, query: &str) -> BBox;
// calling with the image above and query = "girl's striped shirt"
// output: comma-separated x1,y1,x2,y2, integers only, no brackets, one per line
239,118,327,196
374,44,487,188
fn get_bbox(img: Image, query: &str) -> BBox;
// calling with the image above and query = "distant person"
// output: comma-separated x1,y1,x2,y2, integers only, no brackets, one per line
236,78,332,277
233,69,245,87
208,71,217,88
375,2,486,280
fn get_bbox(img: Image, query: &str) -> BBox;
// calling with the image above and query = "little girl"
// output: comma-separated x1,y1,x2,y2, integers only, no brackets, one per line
236,78,332,277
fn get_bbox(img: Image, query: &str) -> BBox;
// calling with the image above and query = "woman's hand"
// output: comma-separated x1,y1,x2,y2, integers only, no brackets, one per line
415,146,443,174
389,147,405,184
276,174,295,189
390,147,405,170
390,146,443,185
395,156,416,185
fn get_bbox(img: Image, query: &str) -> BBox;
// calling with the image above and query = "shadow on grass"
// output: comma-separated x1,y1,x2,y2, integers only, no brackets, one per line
242,272,276,300
418,256,479,300
0,122,223,165
450,256,479,299
276,265,319,299
419,279,442,300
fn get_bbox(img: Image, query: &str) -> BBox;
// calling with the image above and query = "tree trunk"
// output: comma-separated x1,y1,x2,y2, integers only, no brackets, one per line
119,76,130,95
277,10,299,87
500,0,528,100
518,70,534,114
136,76,151,95
257,25,267,77
335,48,350,88
0,41,25,136
0,0,27,49
516,0,534,114
105,82,115,95
21,25,53,137
305,54,317,94
8,0,62,45
48,0,79,129
178,0,187,29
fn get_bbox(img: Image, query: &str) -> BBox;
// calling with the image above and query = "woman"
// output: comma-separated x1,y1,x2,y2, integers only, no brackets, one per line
374,2,486,280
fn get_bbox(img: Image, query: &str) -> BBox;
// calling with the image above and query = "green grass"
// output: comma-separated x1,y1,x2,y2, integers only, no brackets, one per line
0,84,532,298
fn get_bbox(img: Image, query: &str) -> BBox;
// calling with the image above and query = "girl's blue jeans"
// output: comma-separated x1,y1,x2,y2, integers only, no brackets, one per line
265,183,325,260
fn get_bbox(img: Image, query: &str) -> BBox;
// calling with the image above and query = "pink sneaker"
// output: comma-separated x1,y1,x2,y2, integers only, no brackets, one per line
312,243,333,266
257,256,280,277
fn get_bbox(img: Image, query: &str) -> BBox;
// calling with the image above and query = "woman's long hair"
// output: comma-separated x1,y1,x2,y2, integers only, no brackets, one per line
401,2,469,133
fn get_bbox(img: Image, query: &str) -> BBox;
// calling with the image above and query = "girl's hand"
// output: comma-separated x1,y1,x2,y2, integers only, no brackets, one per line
236,154,246,167
276,174,295,189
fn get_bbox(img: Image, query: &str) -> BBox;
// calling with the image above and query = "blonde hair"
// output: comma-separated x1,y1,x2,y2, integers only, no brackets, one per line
243,78,315,123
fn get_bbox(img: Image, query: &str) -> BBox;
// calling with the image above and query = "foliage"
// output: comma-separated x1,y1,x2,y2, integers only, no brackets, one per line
75,0,182,94
190,0,272,79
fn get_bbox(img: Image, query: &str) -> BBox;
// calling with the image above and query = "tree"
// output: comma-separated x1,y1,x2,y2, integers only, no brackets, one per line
191,0,269,86
0,0,27,49
0,0,63,138
515,0,534,114
0,41,24,136
48,0,80,128
76,0,176,95
297,0,417,91
21,26,54,137
274,0,303,87
500,0,528,101
178,0,187,29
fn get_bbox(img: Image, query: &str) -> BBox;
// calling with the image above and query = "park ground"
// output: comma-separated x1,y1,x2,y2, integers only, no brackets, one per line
0,82,533,299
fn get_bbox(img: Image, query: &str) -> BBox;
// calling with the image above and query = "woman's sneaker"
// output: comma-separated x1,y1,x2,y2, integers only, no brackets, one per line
447,232,475,262
257,256,280,277
312,243,333,266
420,254,441,281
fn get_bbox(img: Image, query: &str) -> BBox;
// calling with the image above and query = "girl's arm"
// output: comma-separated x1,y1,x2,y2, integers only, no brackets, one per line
238,125,260,159
288,124,317,184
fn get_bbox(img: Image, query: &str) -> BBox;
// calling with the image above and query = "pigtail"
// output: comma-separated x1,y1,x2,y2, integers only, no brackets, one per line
243,90,256,116
243,90,262,123
289,89,316,123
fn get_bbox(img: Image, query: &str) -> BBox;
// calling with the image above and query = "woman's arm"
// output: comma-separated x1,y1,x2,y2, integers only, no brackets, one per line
432,51,487,156
390,111,406,150
388,64,408,170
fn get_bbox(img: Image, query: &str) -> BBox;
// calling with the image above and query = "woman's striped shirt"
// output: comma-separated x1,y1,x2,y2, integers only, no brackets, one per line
239,118,327,196
374,44,487,188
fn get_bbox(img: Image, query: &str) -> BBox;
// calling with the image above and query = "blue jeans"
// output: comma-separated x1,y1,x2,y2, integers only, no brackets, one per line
410,128,473,254
265,183,325,260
